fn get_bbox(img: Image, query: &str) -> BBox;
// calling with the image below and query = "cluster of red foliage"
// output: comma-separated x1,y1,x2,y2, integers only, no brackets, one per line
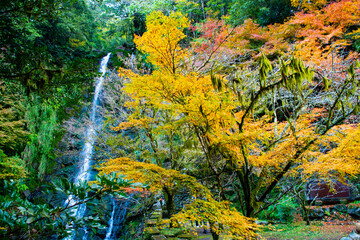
191,0,360,72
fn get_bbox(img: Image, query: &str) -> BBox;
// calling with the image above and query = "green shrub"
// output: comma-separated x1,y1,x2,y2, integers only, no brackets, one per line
260,197,297,223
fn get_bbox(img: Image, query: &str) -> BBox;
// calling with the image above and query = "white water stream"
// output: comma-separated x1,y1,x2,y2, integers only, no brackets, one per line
65,53,111,240
104,198,116,240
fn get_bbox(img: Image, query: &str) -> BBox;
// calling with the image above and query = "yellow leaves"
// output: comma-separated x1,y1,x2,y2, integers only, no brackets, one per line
291,0,328,11
302,125,360,178
98,157,211,197
347,28,360,40
134,11,189,74
69,38,86,48
172,199,258,239
112,118,153,131
241,110,324,171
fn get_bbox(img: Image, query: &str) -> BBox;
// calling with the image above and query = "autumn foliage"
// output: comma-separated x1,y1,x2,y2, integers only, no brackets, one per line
191,0,360,73
103,1,360,237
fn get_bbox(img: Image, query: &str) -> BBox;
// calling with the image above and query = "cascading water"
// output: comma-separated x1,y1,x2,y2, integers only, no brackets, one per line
104,198,116,240
104,197,131,240
65,53,111,240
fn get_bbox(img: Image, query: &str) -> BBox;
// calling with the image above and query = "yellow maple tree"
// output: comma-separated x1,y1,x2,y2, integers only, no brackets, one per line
98,157,258,239
134,11,189,75
172,198,258,240
98,157,211,217
110,11,258,238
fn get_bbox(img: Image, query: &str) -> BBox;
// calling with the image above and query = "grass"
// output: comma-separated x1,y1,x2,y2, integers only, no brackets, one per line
260,221,353,240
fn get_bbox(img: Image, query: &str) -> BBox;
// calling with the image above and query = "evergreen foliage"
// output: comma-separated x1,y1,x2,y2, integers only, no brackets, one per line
22,97,62,179
229,0,292,26
0,81,27,156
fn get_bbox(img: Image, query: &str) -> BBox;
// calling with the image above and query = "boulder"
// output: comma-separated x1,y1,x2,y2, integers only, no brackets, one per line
177,233,196,239
255,220,269,225
356,222,360,234
349,230,360,240
151,236,166,240
309,208,324,220
348,207,360,219
340,230,360,240
145,227,160,235
334,204,348,214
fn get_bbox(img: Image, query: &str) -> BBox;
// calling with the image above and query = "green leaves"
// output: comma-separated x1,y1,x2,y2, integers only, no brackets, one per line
210,72,225,92
0,173,134,239
22,99,61,179
259,53,273,88
26,217,35,224
347,63,355,77
279,57,314,93
322,76,330,91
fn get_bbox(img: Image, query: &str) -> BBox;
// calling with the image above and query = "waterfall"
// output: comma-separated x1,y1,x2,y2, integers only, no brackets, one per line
75,52,111,185
104,197,131,240
65,53,111,240
104,198,116,240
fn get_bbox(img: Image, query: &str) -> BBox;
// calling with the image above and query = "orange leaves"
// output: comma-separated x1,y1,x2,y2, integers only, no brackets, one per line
190,0,359,72
288,0,360,69
324,0,360,26
192,19,230,54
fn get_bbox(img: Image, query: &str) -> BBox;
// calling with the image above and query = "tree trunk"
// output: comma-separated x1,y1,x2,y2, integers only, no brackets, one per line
164,187,175,218
211,230,219,240
209,221,219,240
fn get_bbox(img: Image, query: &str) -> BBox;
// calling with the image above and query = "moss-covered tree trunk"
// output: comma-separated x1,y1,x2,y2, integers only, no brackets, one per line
163,187,175,218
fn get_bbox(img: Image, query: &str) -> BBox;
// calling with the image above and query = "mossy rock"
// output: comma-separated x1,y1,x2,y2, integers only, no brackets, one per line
146,219,158,227
145,227,161,235
334,204,348,213
150,212,162,220
177,233,195,239
151,235,166,240
161,228,184,237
